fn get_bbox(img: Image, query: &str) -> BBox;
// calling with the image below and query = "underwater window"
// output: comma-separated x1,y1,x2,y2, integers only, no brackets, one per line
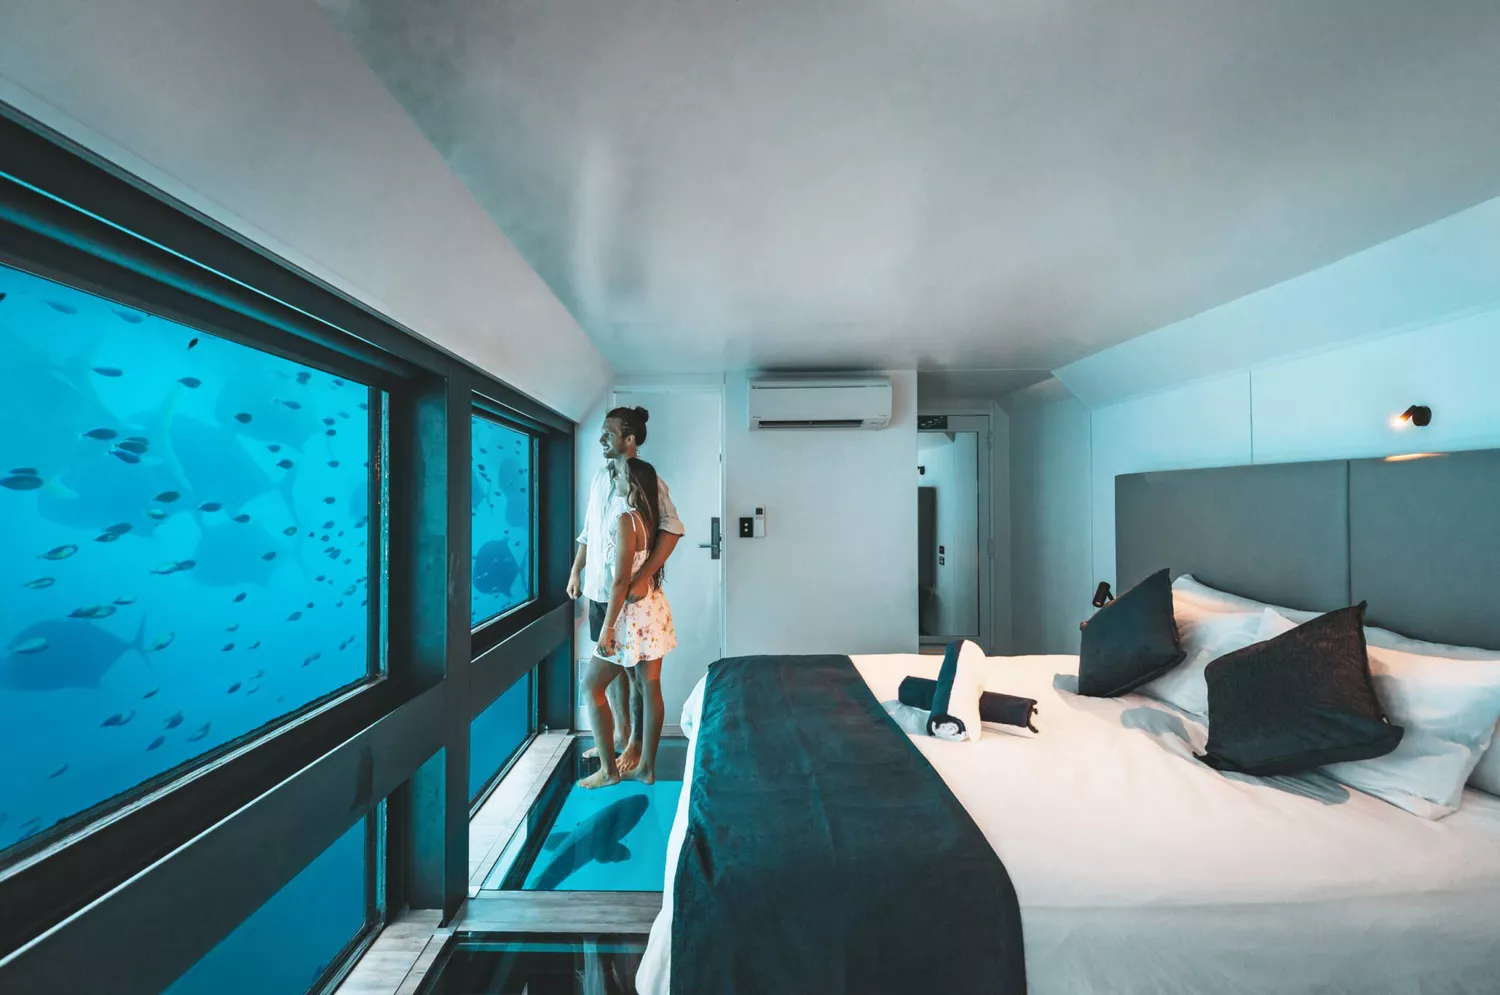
162,815,374,995
469,669,535,804
0,263,383,854
470,413,535,627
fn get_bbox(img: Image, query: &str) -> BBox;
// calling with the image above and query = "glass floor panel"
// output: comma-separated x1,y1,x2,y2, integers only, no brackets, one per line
482,737,687,892
418,934,646,995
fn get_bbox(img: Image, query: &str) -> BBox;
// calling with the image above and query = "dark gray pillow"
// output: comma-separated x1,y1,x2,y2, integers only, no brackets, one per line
1078,568,1185,697
1198,602,1403,776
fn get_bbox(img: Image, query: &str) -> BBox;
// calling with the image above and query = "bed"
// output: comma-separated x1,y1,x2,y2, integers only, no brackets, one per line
636,448,1500,994
638,652,1500,994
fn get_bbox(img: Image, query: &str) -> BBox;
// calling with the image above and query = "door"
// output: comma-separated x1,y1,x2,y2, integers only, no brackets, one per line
603,387,724,732
917,414,991,650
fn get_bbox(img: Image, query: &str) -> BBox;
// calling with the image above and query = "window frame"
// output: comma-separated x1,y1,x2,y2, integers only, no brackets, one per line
0,106,577,993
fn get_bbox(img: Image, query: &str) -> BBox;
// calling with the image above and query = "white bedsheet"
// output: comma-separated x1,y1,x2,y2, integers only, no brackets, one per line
638,653,1500,994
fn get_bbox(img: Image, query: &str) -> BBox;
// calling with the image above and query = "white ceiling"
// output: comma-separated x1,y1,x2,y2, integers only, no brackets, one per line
317,0,1500,378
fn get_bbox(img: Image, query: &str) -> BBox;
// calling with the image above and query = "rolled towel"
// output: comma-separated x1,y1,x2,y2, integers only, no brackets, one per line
900,676,1039,733
925,639,986,741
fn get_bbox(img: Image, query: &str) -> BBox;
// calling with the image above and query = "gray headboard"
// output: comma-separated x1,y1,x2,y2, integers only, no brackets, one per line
1115,448,1500,651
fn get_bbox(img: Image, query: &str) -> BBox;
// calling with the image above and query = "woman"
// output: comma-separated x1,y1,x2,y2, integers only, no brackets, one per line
578,455,677,788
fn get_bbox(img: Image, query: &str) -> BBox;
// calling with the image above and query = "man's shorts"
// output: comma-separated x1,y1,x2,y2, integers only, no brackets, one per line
588,598,607,642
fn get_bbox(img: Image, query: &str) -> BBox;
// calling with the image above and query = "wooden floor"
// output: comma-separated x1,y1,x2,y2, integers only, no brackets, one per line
459,891,663,935
469,731,573,895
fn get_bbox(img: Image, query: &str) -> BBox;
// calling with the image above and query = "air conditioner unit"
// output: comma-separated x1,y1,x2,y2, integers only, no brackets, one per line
748,375,892,430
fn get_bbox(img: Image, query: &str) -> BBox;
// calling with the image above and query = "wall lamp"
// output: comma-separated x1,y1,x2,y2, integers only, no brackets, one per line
1391,405,1432,429
1091,582,1115,609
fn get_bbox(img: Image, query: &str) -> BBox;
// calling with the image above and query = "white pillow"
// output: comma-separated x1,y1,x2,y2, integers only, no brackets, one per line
1258,608,1500,817
1172,574,1319,624
1139,609,1263,718
929,639,985,742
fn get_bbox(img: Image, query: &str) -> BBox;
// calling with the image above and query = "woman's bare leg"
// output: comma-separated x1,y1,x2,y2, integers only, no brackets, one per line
584,670,634,760
618,669,643,773
623,658,663,784
579,653,624,788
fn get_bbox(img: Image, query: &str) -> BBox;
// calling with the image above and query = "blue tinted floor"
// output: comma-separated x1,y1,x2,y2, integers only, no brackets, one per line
420,935,645,995
483,739,686,892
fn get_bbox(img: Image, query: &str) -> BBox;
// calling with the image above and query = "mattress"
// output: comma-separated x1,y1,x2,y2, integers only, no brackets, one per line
638,653,1500,995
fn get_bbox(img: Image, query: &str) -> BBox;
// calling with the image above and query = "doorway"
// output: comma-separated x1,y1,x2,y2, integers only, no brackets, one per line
599,386,725,734
917,414,992,652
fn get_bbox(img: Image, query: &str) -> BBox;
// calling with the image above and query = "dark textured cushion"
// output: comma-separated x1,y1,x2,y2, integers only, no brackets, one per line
1078,568,1185,697
1199,602,1403,776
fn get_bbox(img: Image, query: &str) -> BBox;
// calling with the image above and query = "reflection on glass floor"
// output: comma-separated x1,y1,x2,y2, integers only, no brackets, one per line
482,737,687,892
418,934,645,995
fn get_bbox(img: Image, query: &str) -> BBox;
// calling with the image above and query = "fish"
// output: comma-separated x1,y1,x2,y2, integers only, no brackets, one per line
187,338,199,349
282,526,298,536
325,429,337,437
147,736,166,751
473,540,522,597
2,474,42,490
70,604,117,620
115,310,143,324
148,633,175,651
95,530,124,542
267,444,282,453
114,439,149,455
343,585,358,596
178,377,202,388
232,513,250,523
222,643,234,652
113,597,137,606
303,652,321,666
93,367,123,377
276,459,294,469
233,592,247,602
226,682,241,694
530,795,650,890
39,545,79,560
328,461,340,468
155,491,181,503
85,428,118,441
198,502,222,512
2,617,149,691
251,669,264,680
246,685,259,695
234,413,252,423
165,711,184,729
261,551,277,561
287,612,302,621
49,765,69,779
226,623,239,632
104,522,132,536
10,467,38,475
296,372,311,385
323,496,336,504
143,687,160,699
101,710,135,727
48,301,78,314
186,722,210,742
151,561,193,575
146,509,168,521
24,578,55,590
322,417,335,426
248,641,261,650
282,400,302,410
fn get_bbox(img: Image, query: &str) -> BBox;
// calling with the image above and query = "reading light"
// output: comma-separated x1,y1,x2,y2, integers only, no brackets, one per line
1091,582,1115,609
1384,452,1442,462
1392,405,1432,429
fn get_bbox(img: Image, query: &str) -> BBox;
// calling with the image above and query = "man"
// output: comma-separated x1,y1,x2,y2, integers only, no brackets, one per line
567,405,683,771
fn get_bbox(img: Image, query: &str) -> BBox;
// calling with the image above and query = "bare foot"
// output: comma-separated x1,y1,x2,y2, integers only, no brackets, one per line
617,743,642,773
577,767,620,789
622,765,655,785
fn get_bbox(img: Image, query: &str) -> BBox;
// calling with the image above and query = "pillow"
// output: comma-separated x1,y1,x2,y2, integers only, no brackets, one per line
1138,610,1263,718
1473,727,1500,796
1172,573,1319,625
927,639,984,742
1260,609,1500,816
1199,603,1402,776
1079,569,1185,697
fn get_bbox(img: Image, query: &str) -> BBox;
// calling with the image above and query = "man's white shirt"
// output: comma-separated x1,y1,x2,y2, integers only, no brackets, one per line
576,464,684,603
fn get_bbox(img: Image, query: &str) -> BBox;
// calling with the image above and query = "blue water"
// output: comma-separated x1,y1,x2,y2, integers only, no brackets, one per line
470,671,533,801
490,779,682,892
164,817,368,995
0,263,383,853
471,415,533,626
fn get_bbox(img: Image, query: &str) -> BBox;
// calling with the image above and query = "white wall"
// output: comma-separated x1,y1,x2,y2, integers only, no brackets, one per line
1004,379,1093,654
724,370,918,656
0,0,611,420
1055,194,1500,409
1088,307,1500,590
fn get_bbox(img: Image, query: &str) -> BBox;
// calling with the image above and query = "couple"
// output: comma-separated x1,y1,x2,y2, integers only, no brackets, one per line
567,405,681,789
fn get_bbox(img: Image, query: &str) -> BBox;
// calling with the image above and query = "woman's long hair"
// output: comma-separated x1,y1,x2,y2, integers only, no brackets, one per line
624,456,665,590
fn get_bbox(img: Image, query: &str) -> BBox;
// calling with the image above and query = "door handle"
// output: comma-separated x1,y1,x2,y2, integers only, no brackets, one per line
696,516,722,559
